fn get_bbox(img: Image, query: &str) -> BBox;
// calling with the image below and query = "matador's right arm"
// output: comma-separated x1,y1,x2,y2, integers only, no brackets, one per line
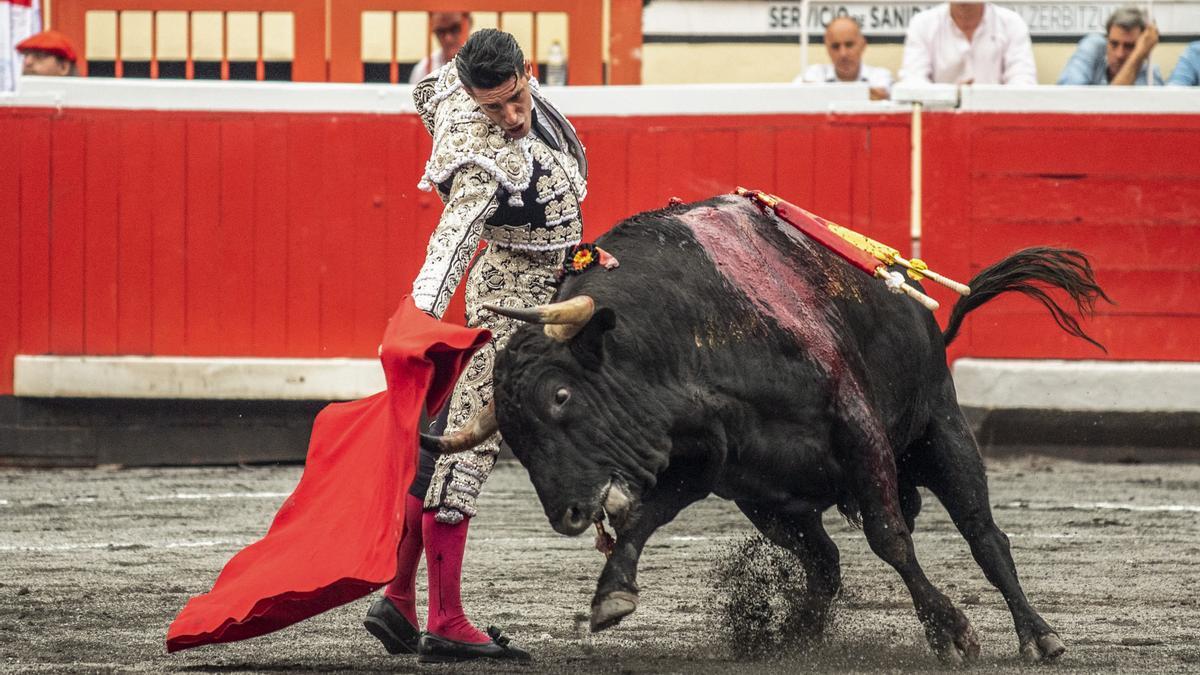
411,165,499,318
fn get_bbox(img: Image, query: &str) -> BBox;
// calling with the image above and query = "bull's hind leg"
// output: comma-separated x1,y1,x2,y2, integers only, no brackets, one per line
834,399,979,664
915,403,1066,662
735,503,842,639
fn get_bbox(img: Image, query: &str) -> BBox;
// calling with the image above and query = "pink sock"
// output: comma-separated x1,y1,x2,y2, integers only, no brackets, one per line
382,494,424,628
423,511,490,644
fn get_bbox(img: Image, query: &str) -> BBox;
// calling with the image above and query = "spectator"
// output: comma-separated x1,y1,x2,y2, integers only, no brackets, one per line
795,16,893,100
408,12,471,84
1167,41,1199,86
899,2,1036,85
1058,6,1163,86
16,29,78,77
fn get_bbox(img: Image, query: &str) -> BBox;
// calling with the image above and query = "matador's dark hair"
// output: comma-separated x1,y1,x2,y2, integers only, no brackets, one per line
455,28,525,90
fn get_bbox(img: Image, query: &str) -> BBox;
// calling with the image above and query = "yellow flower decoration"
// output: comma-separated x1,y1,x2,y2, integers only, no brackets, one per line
562,243,600,277
572,249,595,270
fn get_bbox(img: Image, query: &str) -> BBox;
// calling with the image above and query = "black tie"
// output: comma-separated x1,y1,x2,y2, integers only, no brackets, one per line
531,106,561,151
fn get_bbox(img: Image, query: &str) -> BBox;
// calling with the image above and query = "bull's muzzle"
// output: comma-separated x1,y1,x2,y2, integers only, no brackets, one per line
558,504,594,536
555,478,634,537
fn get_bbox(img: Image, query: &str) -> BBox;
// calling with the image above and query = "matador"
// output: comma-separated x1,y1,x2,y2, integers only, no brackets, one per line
363,28,587,664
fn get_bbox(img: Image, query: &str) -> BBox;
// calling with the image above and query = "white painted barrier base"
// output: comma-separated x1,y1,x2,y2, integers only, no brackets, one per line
952,358,1200,413
13,355,385,401
14,355,1200,413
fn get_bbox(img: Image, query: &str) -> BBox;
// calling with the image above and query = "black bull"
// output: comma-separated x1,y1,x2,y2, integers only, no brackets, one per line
428,195,1110,663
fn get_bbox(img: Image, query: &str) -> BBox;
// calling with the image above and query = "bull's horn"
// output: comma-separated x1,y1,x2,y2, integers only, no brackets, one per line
418,401,499,454
484,295,595,341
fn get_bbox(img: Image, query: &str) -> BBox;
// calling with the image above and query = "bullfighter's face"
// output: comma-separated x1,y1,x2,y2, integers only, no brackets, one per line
465,61,534,140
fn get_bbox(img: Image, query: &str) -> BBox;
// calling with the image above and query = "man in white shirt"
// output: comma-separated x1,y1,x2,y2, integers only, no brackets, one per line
408,12,471,84
899,2,1036,85
2,0,43,91
795,16,893,99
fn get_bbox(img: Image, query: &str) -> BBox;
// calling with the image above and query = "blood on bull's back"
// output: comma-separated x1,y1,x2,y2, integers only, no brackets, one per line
574,194,944,454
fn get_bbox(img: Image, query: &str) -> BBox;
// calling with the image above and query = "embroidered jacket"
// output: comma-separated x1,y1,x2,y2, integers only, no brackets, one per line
411,63,588,318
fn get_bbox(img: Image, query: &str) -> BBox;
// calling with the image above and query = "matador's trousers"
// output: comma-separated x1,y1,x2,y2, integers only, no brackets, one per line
420,244,564,523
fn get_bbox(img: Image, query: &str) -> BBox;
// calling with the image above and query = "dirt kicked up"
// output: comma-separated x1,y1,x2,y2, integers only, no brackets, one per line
2,456,1199,674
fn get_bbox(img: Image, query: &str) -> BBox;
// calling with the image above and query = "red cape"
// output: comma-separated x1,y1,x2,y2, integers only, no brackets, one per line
166,297,490,652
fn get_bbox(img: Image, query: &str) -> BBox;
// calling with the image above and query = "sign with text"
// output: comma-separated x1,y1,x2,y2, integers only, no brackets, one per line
646,0,1200,38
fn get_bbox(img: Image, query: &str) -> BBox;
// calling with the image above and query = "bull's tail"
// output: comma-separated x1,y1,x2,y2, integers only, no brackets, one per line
941,247,1113,352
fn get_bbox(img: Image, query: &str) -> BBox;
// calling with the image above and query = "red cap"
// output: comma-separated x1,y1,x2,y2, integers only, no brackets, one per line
16,30,78,64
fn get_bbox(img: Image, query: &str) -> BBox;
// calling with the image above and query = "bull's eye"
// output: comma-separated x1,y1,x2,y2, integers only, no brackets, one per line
554,387,571,406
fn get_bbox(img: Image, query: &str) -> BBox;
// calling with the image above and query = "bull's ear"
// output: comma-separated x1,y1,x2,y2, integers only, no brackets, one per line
568,307,616,367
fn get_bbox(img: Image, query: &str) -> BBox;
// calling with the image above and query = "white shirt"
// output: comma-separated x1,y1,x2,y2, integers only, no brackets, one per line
794,62,894,92
2,0,43,92
899,3,1036,85
409,50,450,84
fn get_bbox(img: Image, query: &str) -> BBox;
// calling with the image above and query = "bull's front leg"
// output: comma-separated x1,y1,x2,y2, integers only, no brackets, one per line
833,386,979,664
591,479,706,632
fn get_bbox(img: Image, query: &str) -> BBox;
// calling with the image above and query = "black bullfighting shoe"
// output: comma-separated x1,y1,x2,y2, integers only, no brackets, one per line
363,597,421,655
416,626,532,664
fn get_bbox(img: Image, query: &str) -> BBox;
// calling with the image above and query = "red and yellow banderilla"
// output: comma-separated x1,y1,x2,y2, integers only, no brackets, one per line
798,206,971,297
735,188,970,312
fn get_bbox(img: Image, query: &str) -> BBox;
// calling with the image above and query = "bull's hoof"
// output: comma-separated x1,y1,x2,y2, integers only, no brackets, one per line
590,591,638,633
930,613,980,665
1021,632,1066,662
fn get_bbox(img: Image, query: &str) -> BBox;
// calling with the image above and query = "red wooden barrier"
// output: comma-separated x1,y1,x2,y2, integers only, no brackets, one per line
2,105,1198,395
922,113,1200,363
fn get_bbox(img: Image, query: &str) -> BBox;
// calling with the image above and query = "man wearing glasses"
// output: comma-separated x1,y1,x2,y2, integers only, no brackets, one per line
409,12,472,83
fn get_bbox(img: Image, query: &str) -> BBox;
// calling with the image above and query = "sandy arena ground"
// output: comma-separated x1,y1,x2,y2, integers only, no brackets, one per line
2,456,1199,674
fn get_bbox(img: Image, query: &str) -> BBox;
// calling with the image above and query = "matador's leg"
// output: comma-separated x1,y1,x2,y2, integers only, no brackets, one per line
424,244,564,521
418,245,562,647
